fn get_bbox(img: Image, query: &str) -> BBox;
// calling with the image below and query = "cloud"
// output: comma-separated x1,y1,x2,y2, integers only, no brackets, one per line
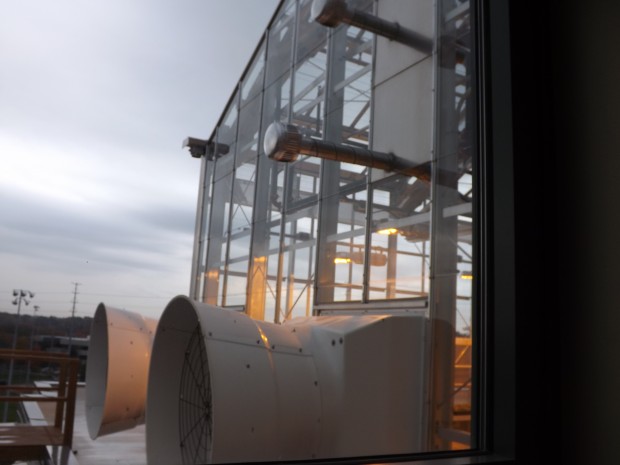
0,0,279,319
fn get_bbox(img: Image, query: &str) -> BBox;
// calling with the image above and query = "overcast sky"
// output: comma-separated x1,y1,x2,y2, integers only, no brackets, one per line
0,0,279,320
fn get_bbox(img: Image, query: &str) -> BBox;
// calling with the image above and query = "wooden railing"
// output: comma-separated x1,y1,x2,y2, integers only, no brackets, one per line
0,349,79,461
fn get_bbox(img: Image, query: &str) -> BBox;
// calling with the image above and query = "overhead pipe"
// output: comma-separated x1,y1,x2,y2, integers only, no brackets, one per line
264,121,433,181
311,0,433,54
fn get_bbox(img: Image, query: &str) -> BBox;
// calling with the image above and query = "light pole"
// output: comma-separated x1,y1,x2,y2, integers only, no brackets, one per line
2,289,35,421
26,305,40,383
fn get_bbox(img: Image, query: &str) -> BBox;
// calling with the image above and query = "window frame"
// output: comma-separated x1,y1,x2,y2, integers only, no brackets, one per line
187,0,538,461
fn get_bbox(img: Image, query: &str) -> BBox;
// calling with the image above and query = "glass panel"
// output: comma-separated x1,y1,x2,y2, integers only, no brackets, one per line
428,0,475,451
292,58,326,138
264,217,282,322
285,156,320,211
368,175,430,300
295,0,329,66
247,78,285,319
194,158,214,300
213,94,239,182
258,73,291,222
292,0,328,138
237,93,262,168
241,42,266,107
280,205,318,321
264,0,296,89
262,72,291,132
203,172,233,306
316,186,367,303
340,26,373,146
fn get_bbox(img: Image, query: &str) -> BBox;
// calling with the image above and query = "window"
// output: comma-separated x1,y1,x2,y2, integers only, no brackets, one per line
187,0,521,462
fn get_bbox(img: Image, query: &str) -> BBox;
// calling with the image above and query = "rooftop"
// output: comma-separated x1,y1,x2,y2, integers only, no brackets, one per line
23,383,146,465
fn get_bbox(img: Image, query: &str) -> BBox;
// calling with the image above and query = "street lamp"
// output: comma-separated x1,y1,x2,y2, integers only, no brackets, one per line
3,289,35,421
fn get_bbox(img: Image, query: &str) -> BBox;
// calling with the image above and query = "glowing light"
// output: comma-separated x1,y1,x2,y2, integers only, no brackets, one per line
334,257,352,264
377,227,398,235
460,271,473,280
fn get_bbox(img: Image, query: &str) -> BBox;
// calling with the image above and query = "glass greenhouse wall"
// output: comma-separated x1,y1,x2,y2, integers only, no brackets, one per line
190,0,475,453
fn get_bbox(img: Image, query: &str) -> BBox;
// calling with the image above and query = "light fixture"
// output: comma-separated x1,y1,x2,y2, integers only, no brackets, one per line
3,288,35,421
334,255,352,264
311,0,433,54
264,122,432,181
333,251,387,266
182,137,230,160
377,227,399,235
460,271,473,280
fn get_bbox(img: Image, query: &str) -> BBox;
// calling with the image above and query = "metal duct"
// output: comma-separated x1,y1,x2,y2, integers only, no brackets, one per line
311,0,433,54
264,121,433,182
146,296,427,464
85,303,158,439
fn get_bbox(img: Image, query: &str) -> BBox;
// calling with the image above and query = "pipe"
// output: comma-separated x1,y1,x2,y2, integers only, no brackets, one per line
311,0,433,54
264,121,432,181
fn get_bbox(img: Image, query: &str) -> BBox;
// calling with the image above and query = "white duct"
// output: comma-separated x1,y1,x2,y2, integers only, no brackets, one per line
85,303,158,439
146,296,427,464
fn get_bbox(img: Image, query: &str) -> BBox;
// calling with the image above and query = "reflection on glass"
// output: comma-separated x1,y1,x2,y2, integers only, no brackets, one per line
317,187,367,303
192,0,476,456
369,175,430,301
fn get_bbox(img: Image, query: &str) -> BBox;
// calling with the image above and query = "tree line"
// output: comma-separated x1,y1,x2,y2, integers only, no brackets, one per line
0,311,92,350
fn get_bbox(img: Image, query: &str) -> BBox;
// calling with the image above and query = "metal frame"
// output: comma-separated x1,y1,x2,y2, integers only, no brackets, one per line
0,349,79,460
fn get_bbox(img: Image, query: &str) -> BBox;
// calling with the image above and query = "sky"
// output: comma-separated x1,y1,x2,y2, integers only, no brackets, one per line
0,0,279,320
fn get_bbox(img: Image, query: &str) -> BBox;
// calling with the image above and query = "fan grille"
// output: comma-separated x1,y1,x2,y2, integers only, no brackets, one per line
179,324,213,464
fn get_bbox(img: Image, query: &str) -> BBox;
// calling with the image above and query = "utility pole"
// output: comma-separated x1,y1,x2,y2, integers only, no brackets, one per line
68,282,80,356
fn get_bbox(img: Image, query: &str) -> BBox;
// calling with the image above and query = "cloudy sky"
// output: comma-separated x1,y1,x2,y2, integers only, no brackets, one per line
0,0,278,320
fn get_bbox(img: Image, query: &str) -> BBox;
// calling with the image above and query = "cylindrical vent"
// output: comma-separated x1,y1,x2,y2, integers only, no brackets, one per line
85,304,158,439
146,296,427,464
